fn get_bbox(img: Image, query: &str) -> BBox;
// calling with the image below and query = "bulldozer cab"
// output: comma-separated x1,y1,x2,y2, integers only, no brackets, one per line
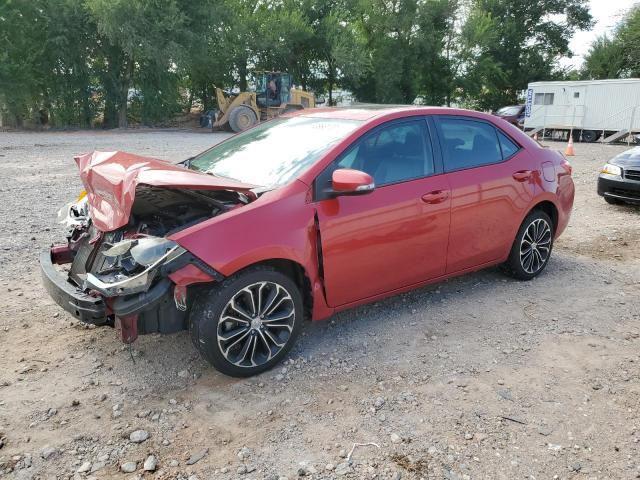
213,71,315,133
256,72,292,108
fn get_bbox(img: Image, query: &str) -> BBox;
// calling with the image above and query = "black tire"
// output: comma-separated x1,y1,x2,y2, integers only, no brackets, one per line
605,196,623,205
502,210,554,280
189,265,303,377
228,105,258,133
581,130,599,143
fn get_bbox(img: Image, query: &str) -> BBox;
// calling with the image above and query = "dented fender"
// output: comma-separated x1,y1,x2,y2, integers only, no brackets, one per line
169,180,333,320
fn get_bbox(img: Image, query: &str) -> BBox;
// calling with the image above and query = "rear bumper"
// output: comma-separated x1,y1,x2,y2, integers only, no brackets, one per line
598,175,640,204
40,250,108,325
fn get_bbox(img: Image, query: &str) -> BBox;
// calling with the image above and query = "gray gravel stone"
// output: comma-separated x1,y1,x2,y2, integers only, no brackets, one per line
143,455,157,471
120,461,137,473
40,446,58,460
186,448,208,465
129,430,149,443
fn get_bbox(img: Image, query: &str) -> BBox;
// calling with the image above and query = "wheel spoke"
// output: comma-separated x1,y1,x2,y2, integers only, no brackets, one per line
260,284,280,316
218,326,250,342
220,314,250,326
256,329,275,359
263,310,294,323
532,249,541,271
236,334,254,366
222,329,251,356
230,299,253,321
264,295,289,317
242,287,258,317
266,323,292,333
256,282,267,316
262,327,286,347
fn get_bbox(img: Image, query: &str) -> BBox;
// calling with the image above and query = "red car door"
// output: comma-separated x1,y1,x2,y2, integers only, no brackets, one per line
434,116,536,273
315,118,451,307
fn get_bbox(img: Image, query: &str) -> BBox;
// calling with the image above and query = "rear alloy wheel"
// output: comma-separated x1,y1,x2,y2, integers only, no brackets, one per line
228,105,258,132
190,266,302,377
502,210,554,280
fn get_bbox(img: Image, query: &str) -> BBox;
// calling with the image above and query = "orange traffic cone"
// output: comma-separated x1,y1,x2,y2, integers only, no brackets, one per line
564,134,575,156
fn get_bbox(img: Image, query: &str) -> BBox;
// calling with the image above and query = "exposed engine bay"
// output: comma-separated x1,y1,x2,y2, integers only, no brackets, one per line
64,185,240,293
46,184,242,342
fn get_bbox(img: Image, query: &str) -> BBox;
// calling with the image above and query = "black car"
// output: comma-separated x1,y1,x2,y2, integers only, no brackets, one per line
598,147,640,205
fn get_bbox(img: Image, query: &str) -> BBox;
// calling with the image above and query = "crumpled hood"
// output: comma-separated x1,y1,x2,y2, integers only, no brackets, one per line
75,150,255,232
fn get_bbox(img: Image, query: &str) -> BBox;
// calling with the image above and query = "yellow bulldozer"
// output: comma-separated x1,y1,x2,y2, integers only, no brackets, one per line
213,72,316,132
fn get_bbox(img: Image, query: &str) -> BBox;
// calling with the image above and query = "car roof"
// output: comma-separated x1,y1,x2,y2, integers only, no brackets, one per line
294,105,480,122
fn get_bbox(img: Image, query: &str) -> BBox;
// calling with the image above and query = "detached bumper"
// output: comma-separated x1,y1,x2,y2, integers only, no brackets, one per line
598,175,640,204
39,250,108,325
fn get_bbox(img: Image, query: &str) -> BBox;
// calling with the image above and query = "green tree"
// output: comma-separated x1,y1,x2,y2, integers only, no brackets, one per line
85,0,185,127
0,0,48,126
460,0,592,110
582,35,626,79
616,4,640,77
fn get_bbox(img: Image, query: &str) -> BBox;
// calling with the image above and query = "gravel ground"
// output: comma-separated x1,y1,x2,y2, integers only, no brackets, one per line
0,130,639,480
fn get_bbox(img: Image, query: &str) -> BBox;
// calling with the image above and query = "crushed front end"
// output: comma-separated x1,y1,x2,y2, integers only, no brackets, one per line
40,150,257,343
40,186,228,343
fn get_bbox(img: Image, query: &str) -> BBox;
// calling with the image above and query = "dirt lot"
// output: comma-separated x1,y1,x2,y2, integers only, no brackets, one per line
0,130,639,480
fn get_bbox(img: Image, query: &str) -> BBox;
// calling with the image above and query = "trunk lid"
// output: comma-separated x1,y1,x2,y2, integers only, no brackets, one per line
75,150,255,232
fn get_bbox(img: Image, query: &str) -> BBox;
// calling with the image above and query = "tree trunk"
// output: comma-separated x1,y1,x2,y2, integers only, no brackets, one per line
186,88,194,114
82,86,92,128
327,60,335,106
238,59,248,92
117,58,134,128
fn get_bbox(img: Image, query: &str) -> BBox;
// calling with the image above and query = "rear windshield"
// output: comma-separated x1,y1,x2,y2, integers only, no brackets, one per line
190,116,362,187
496,106,522,116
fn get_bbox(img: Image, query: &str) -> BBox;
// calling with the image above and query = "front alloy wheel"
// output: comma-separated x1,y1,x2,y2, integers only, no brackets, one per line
217,281,295,368
503,210,554,280
190,266,303,377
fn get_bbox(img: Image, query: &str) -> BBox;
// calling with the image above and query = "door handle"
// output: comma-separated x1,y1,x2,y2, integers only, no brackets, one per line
512,170,533,182
421,190,449,204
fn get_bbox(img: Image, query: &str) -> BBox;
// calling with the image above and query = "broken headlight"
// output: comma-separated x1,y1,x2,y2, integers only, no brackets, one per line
85,236,186,296
104,237,179,267
57,191,89,227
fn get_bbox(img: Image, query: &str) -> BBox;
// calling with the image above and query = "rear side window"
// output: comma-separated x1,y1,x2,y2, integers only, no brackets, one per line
437,118,502,171
497,130,519,159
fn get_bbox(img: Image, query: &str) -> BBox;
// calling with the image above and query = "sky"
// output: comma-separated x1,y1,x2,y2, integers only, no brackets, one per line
561,0,637,68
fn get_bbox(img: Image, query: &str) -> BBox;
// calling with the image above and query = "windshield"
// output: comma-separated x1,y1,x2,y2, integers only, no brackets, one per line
496,106,522,116
190,116,362,187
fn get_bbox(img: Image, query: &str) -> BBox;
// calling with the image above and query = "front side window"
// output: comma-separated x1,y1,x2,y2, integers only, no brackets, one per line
438,118,503,171
189,116,362,187
336,120,433,186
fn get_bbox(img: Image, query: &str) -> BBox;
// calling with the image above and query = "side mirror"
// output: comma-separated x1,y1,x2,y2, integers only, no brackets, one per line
331,168,375,196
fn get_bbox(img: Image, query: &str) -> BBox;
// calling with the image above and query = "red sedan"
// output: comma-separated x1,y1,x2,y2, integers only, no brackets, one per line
41,107,574,376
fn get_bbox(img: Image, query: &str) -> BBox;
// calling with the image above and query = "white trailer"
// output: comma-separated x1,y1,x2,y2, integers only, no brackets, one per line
523,79,640,143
